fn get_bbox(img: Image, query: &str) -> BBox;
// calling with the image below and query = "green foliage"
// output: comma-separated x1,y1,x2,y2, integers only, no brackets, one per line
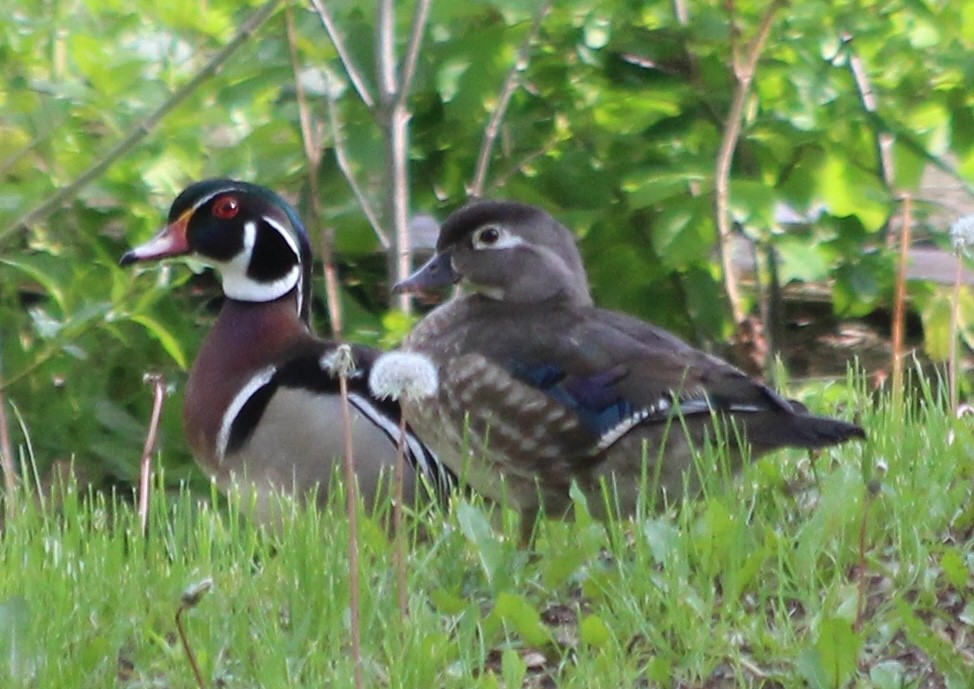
1,0,972,486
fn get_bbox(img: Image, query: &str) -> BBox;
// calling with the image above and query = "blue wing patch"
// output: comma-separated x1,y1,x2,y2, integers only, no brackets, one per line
508,361,686,450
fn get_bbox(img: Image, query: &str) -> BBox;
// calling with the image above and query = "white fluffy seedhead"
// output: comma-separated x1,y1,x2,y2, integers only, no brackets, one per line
368,351,439,402
950,215,974,256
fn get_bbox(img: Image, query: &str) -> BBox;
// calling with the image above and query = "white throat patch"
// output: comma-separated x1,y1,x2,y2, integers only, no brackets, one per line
216,219,302,305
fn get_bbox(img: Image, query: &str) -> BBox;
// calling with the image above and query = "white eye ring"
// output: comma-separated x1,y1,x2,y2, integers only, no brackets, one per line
471,225,523,250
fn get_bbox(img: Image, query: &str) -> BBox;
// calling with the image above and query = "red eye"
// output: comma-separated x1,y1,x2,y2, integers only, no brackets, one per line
213,196,240,219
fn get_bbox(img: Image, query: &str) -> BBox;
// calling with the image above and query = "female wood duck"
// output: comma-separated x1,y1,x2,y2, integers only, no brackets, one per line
395,200,865,533
121,179,453,523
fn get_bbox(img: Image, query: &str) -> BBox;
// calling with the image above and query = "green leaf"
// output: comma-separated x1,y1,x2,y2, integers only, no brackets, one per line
940,547,970,591
456,501,506,589
815,154,889,232
0,596,31,681
489,592,551,647
129,313,188,369
776,235,832,284
579,614,612,647
797,616,862,689
651,198,715,268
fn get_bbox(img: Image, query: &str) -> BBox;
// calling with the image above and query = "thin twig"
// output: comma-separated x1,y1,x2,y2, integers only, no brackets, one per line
842,33,895,192
175,607,206,689
325,95,390,249
138,374,167,537
397,0,433,104
469,1,552,198
308,0,376,110
672,0,690,25
330,346,364,689
891,194,913,405
2,0,282,249
284,6,344,337
713,0,785,326
489,136,561,193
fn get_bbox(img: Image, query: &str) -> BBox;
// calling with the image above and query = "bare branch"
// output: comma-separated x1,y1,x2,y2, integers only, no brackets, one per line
326,95,390,250
285,6,323,168
375,0,416,312
672,0,690,24
398,0,433,102
387,105,413,313
489,135,561,194
714,0,784,326
2,0,282,248
842,31,895,220
309,0,376,110
469,1,552,198
377,0,398,104
285,6,344,336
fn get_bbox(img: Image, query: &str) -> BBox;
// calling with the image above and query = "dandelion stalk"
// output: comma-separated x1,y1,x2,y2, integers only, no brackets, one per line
175,577,213,689
324,345,363,689
369,351,438,622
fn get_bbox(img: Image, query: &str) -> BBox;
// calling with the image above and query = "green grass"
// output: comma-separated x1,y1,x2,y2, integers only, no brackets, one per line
2,377,974,688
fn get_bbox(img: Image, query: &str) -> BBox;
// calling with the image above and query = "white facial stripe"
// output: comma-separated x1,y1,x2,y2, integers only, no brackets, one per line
217,364,278,462
191,189,225,211
262,215,304,314
263,214,301,258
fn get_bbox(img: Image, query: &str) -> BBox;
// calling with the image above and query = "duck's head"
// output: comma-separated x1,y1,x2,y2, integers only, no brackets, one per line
121,178,312,319
396,200,592,305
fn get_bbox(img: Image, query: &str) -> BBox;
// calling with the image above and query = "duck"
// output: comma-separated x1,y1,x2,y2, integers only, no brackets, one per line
394,199,864,536
121,178,454,524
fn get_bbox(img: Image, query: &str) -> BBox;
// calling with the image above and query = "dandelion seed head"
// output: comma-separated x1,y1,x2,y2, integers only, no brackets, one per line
369,351,439,401
321,344,356,377
181,577,214,608
949,215,974,255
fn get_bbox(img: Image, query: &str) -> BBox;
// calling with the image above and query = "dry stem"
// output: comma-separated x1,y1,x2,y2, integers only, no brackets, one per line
334,349,364,689
393,414,408,621
714,0,785,327
284,6,344,337
138,374,167,537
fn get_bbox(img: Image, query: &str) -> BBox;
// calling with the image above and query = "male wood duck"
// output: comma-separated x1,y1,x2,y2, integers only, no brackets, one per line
395,200,865,534
121,179,453,523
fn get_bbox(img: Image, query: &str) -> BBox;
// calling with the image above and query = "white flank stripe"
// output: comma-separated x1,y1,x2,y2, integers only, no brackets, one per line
347,392,446,492
216,364,278,463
